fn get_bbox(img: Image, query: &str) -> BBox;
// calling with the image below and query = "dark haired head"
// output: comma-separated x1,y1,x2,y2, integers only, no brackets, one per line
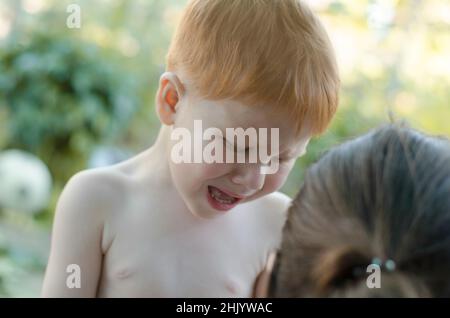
269,125,450,297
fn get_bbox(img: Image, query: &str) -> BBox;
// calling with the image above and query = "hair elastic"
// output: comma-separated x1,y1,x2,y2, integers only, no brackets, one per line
371,258,396,272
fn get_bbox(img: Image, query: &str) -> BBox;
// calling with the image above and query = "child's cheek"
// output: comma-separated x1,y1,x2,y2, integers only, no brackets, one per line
198,162,230,180
262,164,291,194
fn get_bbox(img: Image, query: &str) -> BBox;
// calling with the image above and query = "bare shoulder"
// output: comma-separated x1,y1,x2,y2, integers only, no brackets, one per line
55,166,131,238
59,167,128,214
54,167,131,252
243,191,292,235
259,191,292,214
43,167,129,296
249,191,291,222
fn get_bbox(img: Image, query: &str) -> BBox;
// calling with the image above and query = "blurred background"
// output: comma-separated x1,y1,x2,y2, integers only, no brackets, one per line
0,0,449,297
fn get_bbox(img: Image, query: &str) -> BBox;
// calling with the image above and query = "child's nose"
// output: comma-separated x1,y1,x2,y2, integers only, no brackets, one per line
230,164,265,192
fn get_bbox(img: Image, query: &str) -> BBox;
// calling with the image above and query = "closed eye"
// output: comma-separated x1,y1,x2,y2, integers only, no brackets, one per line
222,137,249,153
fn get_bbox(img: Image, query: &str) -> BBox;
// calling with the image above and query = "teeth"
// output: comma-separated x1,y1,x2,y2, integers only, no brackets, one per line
210,187,237,205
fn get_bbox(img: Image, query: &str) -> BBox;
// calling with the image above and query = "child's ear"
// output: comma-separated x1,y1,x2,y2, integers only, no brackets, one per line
156,72,184,125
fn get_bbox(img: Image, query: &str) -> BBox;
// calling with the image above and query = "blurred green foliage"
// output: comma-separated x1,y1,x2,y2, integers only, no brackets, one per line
280,0,450,197
0,31,138,182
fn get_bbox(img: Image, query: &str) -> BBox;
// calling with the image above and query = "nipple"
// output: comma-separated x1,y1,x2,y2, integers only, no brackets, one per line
225,279,241,295
115,268,132,280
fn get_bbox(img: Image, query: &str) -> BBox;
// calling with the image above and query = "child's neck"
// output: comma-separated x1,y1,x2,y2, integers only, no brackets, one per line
145,124,173,183
125,125,172,186
143,125,209,222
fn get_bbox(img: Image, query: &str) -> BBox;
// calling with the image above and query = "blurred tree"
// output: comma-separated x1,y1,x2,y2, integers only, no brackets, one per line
0,30,138,182
280,0,450,197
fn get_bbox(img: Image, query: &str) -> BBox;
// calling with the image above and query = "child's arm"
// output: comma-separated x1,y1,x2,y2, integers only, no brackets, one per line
41,171,111,297
252,192,291,297
253,252,276,298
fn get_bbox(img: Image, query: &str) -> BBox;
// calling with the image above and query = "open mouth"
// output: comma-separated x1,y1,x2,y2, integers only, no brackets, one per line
207,185,242,211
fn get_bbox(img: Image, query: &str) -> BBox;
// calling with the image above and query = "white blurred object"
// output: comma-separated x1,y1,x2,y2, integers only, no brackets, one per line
0,149,52,215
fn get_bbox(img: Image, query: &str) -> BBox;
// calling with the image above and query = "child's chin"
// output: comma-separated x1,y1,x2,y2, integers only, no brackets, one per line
184,200,217,219
190,208,219,220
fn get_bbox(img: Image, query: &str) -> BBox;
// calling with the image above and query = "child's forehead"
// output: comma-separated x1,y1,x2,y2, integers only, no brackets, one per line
203,100,311,145
192,96,313,142
198,98,286,125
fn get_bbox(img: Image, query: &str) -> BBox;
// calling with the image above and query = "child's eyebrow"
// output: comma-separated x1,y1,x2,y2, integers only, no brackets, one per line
221,134,307,158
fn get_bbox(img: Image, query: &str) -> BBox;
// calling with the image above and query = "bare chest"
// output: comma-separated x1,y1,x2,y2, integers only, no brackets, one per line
97,208,268,297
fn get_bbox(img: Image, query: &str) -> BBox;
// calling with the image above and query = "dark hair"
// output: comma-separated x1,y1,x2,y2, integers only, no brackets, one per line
269,124,450,297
